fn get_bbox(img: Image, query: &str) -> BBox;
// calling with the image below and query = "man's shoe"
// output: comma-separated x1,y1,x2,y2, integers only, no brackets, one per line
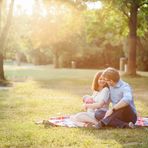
95,121,103,129
128,122,135,129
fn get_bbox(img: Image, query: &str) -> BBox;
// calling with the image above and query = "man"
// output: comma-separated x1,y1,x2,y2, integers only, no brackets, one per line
95,67,137,128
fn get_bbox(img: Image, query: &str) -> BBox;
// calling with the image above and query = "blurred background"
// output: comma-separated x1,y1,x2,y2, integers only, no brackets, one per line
0,0,148,80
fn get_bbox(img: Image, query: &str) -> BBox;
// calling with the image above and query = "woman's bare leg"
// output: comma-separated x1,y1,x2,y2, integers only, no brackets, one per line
70,115,86,127
70,112,98,127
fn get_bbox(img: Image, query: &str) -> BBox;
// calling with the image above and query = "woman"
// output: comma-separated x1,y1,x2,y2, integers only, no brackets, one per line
70,71,110,127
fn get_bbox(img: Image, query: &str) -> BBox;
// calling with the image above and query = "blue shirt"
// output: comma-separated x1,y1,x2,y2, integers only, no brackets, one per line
109,79,137,114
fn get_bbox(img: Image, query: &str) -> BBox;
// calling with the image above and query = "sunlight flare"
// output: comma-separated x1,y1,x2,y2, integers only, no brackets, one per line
86,1,103,10
12,0,34,15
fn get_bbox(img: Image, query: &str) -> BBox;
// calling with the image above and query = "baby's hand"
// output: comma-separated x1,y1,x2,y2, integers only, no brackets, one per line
82,103,87,111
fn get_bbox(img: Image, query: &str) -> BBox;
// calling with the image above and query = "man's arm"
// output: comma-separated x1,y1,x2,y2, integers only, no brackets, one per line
104,84,133,118
112,99,128,110
103,100,128,118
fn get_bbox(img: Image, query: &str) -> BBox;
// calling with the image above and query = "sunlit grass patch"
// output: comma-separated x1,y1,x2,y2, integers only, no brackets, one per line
1,65,148,147
0,80,81,121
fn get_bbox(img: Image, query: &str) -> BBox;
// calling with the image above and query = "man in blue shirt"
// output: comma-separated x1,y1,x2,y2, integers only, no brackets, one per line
95,67,137,128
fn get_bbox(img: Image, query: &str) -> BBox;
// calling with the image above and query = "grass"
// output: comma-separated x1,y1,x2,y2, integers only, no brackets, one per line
0,64,148,148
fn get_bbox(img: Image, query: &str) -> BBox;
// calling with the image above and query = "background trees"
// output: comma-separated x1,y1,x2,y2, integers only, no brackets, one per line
0,0,148,83
0,0,14,81
30,0,85,68
84,0,148,75
118,0,148,75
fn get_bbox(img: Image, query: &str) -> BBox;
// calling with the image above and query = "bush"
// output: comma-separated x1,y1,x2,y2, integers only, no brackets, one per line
75,52,105,69
75,44,124,69
15,52,27,65
102,43,124,69
137,48,148,71
27,49,52,65
49,43,124,69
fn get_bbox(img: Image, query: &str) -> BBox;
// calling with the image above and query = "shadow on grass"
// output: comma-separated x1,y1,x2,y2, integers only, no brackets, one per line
34,79,92,97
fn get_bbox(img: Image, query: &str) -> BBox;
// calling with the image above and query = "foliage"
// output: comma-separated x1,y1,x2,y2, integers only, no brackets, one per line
2,0,148,71
83,5,127,44
137,3,148,36
26,49,51,65
84,0,148,74
136,35,148,71
0,0,14,80
5,14,32,60
78,7,125,69
30,0,84,67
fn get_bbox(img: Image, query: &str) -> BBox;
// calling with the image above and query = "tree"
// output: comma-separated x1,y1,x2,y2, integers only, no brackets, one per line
110,0,148,75
0,0,14,81
83,0,148,75
82,4,125,67
31,0,84,68
5,6,33,64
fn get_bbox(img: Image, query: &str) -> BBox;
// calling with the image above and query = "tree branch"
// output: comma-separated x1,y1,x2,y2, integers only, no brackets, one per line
120,0,130,19
0,0,14,52
121,7,130,19
138,2,148,8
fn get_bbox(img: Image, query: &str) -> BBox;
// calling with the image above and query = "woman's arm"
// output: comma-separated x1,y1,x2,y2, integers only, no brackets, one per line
82,87,110,111
83,101,105,110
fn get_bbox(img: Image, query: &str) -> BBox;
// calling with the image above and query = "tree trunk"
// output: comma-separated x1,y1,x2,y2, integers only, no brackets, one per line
127,2,138,75
0,0,14,81
53,52,59,68
0,0,1,33
0,53,5,80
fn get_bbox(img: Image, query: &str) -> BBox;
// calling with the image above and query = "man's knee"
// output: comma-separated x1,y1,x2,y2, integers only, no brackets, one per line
95,110,106,121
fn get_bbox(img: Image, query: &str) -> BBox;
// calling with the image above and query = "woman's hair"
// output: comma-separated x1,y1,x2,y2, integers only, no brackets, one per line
91,71,108,91
102,67,120,83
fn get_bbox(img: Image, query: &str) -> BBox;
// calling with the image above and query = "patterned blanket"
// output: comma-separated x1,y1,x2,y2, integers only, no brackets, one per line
48,116,77,127
46,115,148,128
135,117,148,127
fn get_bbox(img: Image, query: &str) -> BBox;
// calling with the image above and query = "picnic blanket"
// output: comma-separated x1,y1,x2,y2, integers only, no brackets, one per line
48,116,77,127
46,115,148,128
135,117,148,127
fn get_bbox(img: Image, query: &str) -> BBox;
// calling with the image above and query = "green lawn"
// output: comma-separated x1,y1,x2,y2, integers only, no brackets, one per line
0,64,148,148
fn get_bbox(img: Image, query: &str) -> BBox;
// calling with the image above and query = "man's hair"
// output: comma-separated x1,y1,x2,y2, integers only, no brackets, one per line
102,67,120,83
91,71,108,91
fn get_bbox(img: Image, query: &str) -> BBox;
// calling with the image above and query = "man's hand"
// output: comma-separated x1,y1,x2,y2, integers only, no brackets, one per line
104,109,113,119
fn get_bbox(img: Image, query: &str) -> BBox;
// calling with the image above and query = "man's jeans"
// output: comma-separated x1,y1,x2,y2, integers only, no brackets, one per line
95,109,107,121
95,105,137,128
